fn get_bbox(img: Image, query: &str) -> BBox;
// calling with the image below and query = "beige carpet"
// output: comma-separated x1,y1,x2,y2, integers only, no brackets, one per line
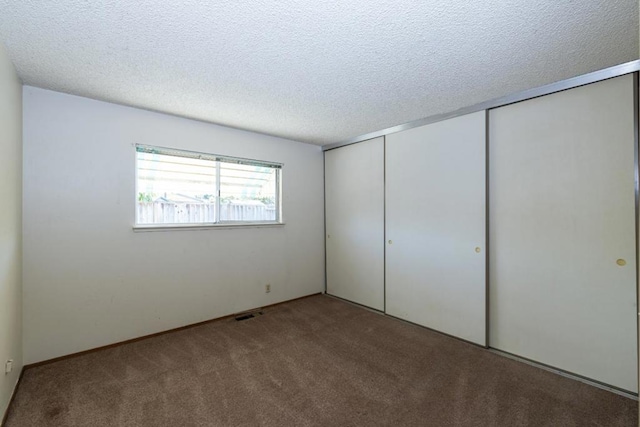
5,295,637,426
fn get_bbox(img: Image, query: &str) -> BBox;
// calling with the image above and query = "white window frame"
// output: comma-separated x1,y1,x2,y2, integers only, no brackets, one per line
133,144,283,231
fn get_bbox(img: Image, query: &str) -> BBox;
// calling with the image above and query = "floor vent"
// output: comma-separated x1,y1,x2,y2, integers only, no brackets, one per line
235,310,263,321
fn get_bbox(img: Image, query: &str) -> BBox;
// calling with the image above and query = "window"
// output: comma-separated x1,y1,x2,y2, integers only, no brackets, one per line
135,145,281,227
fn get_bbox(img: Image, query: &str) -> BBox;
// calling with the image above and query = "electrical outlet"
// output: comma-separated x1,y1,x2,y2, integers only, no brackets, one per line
5,359,13,374
265,284,271,293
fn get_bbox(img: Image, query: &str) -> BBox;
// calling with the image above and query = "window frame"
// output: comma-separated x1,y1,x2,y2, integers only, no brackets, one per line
133,144,283,231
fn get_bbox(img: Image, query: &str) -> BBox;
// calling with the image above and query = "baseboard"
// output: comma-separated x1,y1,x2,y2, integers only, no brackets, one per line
24,292,322,370
1,367,24,427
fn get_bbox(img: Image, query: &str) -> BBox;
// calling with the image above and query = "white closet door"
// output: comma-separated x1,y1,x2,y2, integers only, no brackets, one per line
386,111,487,345
325,137,384,310
490,75,637,392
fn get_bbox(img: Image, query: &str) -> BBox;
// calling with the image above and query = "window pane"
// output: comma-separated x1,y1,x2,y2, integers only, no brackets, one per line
136,152,217,224
219,162,277,222
135,145,281,227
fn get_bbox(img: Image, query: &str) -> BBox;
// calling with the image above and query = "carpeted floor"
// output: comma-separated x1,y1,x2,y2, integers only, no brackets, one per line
5,294,637,426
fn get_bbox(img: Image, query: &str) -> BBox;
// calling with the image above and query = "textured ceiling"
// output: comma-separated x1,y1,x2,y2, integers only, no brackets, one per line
0,1,637,145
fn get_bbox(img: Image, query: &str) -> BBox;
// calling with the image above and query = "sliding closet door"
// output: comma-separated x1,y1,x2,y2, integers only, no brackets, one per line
490,75,637,392
386,111,486,345
325,137,384,310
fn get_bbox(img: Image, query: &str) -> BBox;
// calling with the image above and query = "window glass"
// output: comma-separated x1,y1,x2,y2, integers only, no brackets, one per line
135,145,281,226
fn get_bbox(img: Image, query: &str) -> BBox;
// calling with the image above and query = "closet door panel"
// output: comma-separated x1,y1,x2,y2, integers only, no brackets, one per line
386,111,486,345
489,74,637,392
325,137,384,310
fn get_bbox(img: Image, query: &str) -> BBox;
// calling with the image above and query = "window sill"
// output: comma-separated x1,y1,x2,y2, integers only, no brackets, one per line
133,222,285,232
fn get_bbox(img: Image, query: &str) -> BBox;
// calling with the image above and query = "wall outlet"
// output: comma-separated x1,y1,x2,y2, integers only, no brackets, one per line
265,284,271,293
5,359,13,374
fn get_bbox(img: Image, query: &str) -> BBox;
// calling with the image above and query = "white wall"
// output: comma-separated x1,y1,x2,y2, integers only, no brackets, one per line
22,87,325,364
0,43,22,417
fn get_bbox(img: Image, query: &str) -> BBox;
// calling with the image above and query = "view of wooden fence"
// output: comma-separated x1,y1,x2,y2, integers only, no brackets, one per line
137,202,276,223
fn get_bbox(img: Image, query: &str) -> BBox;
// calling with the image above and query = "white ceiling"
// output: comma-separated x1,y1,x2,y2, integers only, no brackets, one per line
0,1,637,145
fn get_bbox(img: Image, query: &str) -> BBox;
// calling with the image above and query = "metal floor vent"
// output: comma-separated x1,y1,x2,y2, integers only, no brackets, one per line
235,310,263,321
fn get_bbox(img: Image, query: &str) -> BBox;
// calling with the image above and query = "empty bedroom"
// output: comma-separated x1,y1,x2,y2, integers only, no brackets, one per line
1,1,639,426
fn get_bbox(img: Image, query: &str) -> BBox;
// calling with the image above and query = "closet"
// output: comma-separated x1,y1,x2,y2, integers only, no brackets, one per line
325,137,385,311
324,72,638,393
489,74,637,393
385,111,486,345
